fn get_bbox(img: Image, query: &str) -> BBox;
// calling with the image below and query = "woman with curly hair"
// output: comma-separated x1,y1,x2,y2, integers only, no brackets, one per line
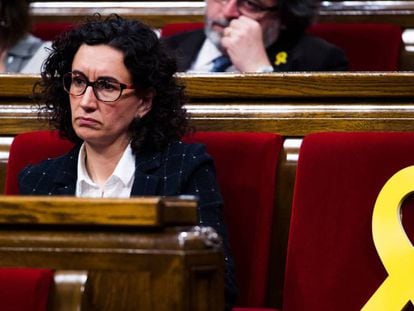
18,15,237,309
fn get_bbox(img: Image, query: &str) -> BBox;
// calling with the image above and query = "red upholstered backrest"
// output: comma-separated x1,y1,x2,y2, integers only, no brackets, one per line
184,132,283,307
160,22,204,37
6,130,283,308
31,22,76,41
308,23,402,70
283,132,414,310
161,22,402,71
5,131,74,195
0,268,53,311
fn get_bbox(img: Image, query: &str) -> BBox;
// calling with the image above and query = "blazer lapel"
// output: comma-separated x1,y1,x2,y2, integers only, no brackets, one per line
52,146,79,195
131,150,162,196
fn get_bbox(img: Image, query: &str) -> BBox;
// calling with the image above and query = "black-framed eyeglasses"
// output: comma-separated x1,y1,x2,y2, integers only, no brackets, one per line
63,71,135,103
212,0,278,19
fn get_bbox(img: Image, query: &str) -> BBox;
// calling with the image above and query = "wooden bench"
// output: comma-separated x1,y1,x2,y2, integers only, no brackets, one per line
2,72,414,308
29,1,414,70
0,195,224,310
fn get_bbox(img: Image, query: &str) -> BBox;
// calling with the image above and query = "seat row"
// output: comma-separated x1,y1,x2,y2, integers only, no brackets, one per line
32,21,403,71
2,130,414,310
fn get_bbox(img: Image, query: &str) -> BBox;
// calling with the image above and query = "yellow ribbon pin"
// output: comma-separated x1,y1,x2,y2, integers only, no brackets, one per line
362,166,414,310
274,52,287,66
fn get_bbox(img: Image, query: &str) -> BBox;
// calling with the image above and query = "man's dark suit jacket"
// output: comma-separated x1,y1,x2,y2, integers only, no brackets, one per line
19,141,237,309
163,29,349,71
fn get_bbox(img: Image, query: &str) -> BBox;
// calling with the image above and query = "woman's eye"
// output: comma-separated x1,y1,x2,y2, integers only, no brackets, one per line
96,80,118,92
72,76,86,87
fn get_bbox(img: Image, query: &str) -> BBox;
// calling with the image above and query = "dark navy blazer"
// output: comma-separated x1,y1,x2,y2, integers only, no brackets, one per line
163,29,349,72
19,141,237,309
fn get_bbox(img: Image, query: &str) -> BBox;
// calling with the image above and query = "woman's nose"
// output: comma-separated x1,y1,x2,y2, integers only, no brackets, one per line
79,86,98,110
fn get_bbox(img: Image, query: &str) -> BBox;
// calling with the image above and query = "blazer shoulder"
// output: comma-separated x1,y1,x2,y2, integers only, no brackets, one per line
18,146,79,194
162,29,205,49
292,34,349,70
162,29,206,71
270,33,349,71
163,141,211,163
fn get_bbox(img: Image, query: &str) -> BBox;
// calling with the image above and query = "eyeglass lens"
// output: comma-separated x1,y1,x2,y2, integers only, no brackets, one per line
63,72,124,102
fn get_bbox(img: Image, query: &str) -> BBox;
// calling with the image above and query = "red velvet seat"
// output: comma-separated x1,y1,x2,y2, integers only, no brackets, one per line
308,23,402,71
184,132,283,309
161,22,402,71
282,132,414,310
0,268,53,311
6,130,283,310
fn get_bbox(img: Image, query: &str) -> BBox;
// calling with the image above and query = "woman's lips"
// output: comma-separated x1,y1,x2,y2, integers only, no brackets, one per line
76,117,100,127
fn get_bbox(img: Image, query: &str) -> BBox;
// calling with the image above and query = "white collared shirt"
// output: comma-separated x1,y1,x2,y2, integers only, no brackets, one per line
189,38,236,73
76,143,136,198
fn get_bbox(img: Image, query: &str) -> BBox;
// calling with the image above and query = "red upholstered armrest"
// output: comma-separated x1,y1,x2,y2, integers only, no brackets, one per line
0,268,53,311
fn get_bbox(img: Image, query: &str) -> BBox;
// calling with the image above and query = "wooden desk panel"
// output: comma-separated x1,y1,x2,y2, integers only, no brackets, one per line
0,196,224,311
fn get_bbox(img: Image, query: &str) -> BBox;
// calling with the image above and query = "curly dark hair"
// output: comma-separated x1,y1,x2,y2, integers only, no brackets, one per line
278,0,319,35
0,0,31,50
36,14,189,154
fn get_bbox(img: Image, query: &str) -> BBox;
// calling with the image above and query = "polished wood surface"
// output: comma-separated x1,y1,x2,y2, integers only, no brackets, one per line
0,196,197,226
2,73,414,136
0,196,224,310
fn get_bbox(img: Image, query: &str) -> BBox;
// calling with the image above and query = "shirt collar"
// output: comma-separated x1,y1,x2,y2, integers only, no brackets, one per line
77,142,136,188
189,39,222,72
189,38,237,73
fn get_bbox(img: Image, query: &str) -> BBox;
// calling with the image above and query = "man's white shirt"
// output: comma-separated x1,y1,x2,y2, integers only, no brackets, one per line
189,39,236,73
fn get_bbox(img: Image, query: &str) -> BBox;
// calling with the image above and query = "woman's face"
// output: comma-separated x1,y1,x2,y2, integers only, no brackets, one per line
69,44,152,149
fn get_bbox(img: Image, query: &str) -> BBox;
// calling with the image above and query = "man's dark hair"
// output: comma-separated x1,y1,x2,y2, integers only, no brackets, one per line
36,14,189,154
278,0,319,34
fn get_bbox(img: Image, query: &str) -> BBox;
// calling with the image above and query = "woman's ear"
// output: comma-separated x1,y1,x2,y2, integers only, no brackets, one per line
135,89,154,118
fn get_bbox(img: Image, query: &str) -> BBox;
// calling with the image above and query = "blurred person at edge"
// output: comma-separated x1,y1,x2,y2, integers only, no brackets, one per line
0,0,51,73
18,15,237,310
163,0,348,72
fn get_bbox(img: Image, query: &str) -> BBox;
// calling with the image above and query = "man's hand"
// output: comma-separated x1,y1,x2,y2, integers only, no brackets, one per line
220,16,272,72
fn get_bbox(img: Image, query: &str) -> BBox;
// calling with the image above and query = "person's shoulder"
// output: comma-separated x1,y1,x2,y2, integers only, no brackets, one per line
272,33,349,71
165,140,209,158
162,29,205,48
19,150,75,179
19,146,79,182
305,34,349,70
298,34,343,53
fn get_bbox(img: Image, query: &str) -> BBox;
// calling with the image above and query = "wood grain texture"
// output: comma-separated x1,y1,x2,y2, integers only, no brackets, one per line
0,196,197,226
0,227,224,310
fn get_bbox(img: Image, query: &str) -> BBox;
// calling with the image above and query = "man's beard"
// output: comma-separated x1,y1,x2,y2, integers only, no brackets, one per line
204,18,230,51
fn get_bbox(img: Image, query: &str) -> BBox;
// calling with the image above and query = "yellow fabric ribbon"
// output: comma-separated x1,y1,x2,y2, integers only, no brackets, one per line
274,52,287,66
362,166,414,310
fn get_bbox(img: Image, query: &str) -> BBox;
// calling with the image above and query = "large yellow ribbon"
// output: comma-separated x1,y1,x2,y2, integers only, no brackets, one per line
362,166,414,310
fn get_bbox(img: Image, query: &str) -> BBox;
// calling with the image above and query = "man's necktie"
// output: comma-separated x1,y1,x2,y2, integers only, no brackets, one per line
211,55,232,72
